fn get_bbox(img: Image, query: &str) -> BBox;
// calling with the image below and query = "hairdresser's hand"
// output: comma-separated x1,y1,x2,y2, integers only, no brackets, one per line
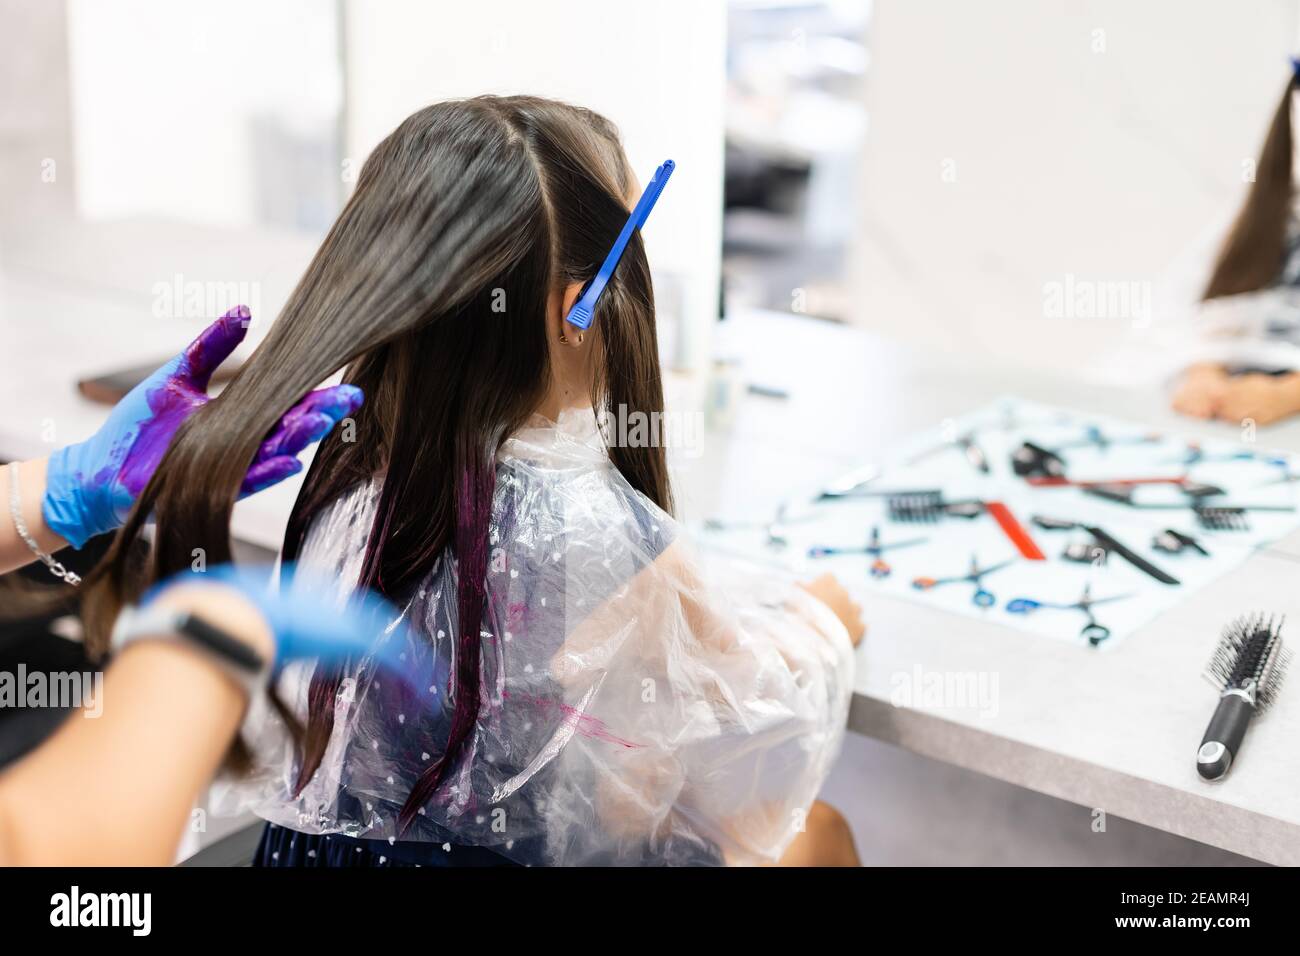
1170,362,1230,419
143,563,407,672
800,573,866,647
1211,373,1300,426
42,307,364,548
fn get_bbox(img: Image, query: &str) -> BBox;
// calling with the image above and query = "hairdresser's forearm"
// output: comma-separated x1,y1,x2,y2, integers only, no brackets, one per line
0,458,74,576
0,644,244,865
0,588,269,865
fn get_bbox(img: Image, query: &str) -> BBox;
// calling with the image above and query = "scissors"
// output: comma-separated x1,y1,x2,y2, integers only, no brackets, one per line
1054,425,1161,454
907,430,990,475
1164,441,1266,467
1257,454,1300,486
809,525,928,578
912,554,1015,608
705,500,822,551
1006,583,1133,646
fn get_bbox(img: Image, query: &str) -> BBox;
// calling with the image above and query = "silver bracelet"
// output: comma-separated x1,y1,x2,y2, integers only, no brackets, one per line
7,461,81,585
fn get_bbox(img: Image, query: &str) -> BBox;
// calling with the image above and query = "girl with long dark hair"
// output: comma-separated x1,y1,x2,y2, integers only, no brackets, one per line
1172,64,1300,425
75,95,863,866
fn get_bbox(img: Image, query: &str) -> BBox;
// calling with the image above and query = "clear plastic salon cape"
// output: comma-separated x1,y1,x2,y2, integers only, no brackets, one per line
227,411,855,865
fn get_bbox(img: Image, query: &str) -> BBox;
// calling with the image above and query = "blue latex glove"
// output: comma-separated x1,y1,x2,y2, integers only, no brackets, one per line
142,563,408,674
43,306,363,548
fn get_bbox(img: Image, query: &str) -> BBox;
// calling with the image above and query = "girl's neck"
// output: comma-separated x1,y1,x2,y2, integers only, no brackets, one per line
533,378,594,422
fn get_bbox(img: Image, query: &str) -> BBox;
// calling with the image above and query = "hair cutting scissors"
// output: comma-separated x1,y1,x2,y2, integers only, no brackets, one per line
912,554,1015,608
1006,583,1133,646
809,525,928,578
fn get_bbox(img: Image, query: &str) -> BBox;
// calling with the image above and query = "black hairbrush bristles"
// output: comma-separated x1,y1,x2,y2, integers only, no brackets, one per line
1204,613,1290,710
1197,613,1290,780
1194,506,1249,531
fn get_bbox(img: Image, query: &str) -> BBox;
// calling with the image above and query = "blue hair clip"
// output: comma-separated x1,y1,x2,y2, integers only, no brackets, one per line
564,159,675,331
1291,55,1300,85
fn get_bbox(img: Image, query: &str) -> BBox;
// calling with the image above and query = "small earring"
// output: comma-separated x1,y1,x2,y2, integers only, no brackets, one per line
558,330,568,343
577,332,584,345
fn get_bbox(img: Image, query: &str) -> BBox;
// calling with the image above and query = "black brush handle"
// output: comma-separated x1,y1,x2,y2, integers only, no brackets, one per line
1197,693,1255,780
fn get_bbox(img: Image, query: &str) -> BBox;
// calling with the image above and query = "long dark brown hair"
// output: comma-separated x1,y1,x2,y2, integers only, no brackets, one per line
1203,74,1296,299
80,96,672,830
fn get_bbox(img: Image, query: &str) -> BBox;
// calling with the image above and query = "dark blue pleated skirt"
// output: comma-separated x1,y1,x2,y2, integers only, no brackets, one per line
253,822,517,868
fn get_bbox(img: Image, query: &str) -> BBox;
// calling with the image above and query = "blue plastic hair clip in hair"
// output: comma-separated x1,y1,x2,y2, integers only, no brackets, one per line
564,159,676,331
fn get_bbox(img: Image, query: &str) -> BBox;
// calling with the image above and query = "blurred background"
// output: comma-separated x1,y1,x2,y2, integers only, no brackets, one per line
2,0,1296,865
0,0,725,369
7,0,1298,373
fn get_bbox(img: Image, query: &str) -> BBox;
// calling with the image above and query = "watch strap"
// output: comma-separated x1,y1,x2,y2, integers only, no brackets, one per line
110,603,270,699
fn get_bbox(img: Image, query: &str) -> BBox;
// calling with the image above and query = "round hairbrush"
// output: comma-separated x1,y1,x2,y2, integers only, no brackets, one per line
1198,613,1290,780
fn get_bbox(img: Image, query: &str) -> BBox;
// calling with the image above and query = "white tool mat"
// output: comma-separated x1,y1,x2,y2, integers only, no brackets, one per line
700,398,1300,649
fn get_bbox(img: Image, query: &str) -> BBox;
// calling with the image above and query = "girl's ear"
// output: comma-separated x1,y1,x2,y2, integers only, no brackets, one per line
554,281,588,347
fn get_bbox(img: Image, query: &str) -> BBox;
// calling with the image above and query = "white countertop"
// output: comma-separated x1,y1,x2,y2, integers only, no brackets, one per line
4,274,1298,863
690,309,1300,866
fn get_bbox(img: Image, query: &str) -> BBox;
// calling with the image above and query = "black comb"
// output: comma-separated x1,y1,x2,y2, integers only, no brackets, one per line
1198,613,1290,780
1193,506,1249,531
1083,487,1274,532
887,492,983,523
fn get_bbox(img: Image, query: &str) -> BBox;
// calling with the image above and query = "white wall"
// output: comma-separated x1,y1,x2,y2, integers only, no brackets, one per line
65,0,342,228
0,0,76,236
850,0,1300,375
0,1,343,318
341,0,726,370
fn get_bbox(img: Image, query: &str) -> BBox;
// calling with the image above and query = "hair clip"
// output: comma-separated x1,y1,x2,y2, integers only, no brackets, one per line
564,159,675,331
1291,55,1300,85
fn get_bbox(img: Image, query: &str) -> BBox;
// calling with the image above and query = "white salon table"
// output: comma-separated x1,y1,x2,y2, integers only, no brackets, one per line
3,274,1299,865
686,308,1300,867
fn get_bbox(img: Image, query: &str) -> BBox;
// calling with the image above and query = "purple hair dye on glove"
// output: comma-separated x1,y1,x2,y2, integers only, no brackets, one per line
42,306,363,548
